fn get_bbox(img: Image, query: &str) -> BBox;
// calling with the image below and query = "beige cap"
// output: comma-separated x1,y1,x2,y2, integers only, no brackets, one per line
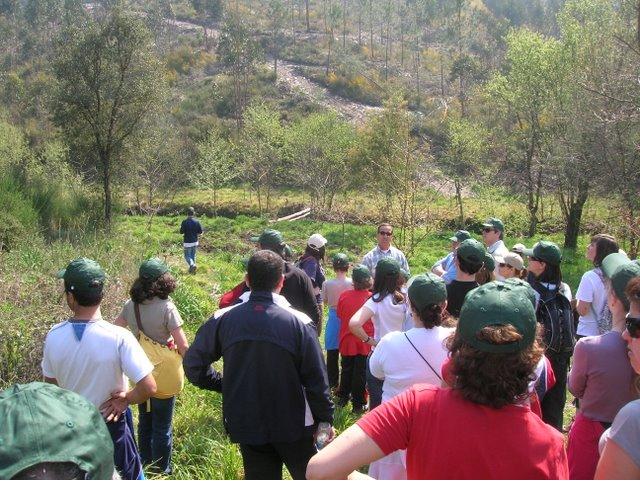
501,253,524,270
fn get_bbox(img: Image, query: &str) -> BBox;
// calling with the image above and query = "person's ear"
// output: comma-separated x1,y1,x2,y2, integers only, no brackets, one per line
244,273,251,290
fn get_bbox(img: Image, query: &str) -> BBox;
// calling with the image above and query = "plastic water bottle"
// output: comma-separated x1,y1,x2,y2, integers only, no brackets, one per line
315,422,332,450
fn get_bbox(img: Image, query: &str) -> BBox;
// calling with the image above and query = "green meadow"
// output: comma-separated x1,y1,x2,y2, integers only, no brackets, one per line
0,213,591,478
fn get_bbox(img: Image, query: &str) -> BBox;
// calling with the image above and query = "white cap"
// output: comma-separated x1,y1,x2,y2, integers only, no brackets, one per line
308,233,327,249
511,243,526,254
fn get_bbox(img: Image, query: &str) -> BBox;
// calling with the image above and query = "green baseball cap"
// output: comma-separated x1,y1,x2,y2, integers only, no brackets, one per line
482,218,505,233
602,252,640,308
523,241,562,265
375,257,401,278
458,281,537,354
250,229,284,247
503,278,537,307
484,253,496,272
352,264,372,283
332,253,350,269
56,258,105,295
456,239,486,264
0,382,115,479
139,257,169,280
408,273,447,311
450,230,471,242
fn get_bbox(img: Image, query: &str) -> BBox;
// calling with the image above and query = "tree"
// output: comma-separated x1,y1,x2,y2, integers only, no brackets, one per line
217,13,262,130
286,112,356,211
190,127,238,215
439,117,489,226
52,9,167,226
485,28,567,237
190,0,222,50
267,0,287,76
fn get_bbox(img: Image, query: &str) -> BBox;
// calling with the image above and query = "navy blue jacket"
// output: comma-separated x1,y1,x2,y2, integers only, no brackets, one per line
180,217,203,244
183,291,334,445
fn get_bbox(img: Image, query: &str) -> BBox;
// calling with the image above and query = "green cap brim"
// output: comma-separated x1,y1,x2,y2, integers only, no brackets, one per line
249,236,259,242
56,268,66,279
522,248,534,257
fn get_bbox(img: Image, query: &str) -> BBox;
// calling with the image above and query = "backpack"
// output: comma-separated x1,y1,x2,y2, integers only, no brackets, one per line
535,283,576,354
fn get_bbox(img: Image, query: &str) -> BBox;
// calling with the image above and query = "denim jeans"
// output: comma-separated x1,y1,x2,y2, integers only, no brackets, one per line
183,246,197,267
138,396,175,474
366,353,383,410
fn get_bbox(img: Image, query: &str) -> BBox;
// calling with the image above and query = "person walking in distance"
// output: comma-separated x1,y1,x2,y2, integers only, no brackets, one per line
180,207,203,274
184,250,334,480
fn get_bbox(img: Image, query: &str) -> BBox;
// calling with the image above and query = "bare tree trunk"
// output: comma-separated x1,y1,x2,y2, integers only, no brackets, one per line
561,182,589,249
455,179,464,227
101,151,112,229
342,0,347,48
305,0,310,31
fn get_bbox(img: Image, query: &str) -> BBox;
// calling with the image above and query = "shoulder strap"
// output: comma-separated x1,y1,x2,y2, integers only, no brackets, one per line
133,303,144,333
404,333,443,381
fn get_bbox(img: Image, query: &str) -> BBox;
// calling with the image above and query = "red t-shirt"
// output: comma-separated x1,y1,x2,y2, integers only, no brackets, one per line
337,290,373,356
357,384,568,480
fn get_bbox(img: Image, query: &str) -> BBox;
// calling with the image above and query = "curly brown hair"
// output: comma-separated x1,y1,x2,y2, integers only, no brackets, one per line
410,301,446,329
130,272,177,303
626,276,640,309
446,324,543,408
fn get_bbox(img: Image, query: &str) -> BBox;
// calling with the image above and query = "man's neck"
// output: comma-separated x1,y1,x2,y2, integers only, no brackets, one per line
336,272,347,281
456,272,477,282
71,306,102,321
377,244,391,252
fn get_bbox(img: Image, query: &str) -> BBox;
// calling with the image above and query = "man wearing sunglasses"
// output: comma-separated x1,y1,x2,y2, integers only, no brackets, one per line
481,217,509,281
361,223,409,277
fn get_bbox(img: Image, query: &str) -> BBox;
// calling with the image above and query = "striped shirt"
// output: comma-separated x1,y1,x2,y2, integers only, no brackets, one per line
362,245,409,276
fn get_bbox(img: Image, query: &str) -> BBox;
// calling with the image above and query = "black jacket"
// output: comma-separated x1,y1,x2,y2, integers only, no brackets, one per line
282,262,322,333
183,291,334,445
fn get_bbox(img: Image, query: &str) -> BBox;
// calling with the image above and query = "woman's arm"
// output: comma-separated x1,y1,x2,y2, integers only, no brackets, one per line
349,306,376,346
306,424,385,480
576,300,592,318
595,439,640,479
171,326,190,357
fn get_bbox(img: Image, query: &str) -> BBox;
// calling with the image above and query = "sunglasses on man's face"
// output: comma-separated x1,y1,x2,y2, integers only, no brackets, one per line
626,315,640,339
482,228,494,233
499,263,511,269
378,231,393,236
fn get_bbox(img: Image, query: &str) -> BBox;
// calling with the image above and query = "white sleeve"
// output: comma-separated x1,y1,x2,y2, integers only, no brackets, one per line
562,283,572,301
363,297,378,316
369,339,386,380
118,330,154,383
41,334,54,378
575,271,595,303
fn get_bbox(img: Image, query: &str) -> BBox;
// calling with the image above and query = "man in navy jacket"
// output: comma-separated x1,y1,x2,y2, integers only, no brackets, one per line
184,250,334,480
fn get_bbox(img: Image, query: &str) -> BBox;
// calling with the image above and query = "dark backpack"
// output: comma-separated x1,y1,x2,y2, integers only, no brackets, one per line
536,283,575,354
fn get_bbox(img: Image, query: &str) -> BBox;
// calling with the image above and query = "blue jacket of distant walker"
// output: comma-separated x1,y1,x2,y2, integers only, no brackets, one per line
180,217,202,244
183,291,334,445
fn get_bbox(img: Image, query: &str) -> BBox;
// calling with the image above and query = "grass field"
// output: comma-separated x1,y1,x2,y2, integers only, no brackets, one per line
0,213,590,478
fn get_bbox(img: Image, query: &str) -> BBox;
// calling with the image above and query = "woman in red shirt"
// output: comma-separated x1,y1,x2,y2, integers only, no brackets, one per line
307,281,569,480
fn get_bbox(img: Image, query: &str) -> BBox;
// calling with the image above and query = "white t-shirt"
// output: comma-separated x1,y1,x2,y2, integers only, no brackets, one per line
42,319,153,408
369,326,453,402
575,269,606,336
364,294,408,342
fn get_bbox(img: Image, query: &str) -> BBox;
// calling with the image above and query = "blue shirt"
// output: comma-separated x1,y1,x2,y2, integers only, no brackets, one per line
433,252,456,284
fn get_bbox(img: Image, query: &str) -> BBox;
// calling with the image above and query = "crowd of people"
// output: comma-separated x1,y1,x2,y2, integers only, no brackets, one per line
1,213,640,480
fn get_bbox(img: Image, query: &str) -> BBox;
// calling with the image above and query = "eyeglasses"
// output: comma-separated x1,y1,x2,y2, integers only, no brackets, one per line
378,231,393,236
499,263,511,268
529,256,542,262
482,228,494,233
626,315,640,339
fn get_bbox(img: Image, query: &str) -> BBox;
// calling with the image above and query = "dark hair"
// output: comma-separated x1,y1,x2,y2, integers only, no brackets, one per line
353,278,373,291
410,300,445,329
371,269,404,304
626,277,640,308
591,234,619,267
458,256,483,275
535,262,562,284
247,250,284,292
187,207,195,216
446,325,543,408
332,260,349,272
65,282,104,307
474,266,495,285
130,272,177,304
13,462,86,480
377,223,393,234
304,244,325,262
